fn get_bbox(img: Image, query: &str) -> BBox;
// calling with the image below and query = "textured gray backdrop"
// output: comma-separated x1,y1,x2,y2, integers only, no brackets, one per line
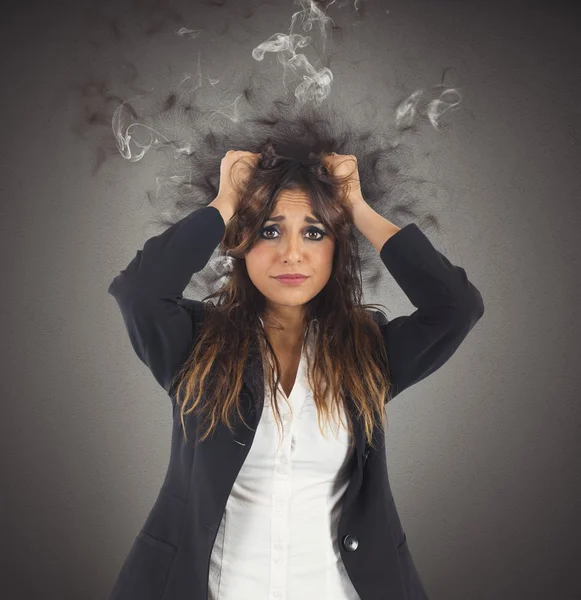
0,1,579,599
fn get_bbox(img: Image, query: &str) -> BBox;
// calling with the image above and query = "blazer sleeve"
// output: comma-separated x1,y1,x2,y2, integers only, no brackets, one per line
107,206,226,396
376,223,485,402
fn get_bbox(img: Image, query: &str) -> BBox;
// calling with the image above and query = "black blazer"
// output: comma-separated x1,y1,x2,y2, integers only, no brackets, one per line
107,206,484,600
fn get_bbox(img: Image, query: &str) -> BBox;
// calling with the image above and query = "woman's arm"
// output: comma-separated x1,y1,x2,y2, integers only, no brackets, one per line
351,199,402,252
355,207,484,402
108,205,225,396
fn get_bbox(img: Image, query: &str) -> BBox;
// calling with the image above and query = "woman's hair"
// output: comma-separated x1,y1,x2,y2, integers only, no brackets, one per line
171,137,394,452
91,78,441,451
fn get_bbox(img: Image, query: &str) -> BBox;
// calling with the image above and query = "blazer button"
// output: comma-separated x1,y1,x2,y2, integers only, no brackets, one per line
342,534,359,551
363,448,370,462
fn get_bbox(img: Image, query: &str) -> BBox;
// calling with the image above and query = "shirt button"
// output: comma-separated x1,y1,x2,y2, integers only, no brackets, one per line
274,556,282,563
273,592,282,598
276,497,284,505
342,534,359,551
275,509,283,516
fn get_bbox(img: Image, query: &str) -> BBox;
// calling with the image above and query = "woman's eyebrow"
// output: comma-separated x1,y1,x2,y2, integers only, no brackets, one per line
265,215,322,224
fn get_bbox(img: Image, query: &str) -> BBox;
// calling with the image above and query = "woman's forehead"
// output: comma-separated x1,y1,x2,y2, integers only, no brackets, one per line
274,187,312,204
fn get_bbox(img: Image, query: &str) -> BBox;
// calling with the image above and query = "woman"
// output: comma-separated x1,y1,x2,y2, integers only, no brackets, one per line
107,146,484,600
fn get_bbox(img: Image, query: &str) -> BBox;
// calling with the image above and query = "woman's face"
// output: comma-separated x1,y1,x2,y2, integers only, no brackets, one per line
245,188,335,315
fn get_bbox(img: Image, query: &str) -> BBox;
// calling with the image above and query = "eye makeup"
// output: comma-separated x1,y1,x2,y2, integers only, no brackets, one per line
258,225,328,241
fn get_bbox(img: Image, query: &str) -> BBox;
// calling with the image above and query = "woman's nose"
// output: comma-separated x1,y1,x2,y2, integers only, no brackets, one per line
280,238,304,260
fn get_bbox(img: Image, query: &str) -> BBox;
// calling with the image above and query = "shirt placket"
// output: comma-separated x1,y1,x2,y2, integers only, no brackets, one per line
269,345,307,600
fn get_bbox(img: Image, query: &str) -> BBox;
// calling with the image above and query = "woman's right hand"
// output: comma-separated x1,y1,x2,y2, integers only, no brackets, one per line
216,150,262,213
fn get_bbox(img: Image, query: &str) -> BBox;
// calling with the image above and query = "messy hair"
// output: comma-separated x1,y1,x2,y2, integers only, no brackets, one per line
152,97,441,451
173,139,392,451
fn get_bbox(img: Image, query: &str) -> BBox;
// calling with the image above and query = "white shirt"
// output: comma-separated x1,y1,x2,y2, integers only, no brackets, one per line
208,317,361,600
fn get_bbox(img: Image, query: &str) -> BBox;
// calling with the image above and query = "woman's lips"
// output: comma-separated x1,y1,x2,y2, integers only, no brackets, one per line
274,276,309,284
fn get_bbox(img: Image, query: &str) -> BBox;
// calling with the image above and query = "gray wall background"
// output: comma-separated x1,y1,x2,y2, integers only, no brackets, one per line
1,1,579,598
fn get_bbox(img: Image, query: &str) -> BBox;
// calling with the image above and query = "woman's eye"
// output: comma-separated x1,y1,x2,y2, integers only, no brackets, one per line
260,226,277,238
306,228,326,240
259,226,327,241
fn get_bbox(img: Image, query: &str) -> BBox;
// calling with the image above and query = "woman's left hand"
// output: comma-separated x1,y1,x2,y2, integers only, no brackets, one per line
322,152,365,211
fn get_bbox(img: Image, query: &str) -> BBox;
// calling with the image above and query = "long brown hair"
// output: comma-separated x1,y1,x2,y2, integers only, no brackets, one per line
171,141,392,451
